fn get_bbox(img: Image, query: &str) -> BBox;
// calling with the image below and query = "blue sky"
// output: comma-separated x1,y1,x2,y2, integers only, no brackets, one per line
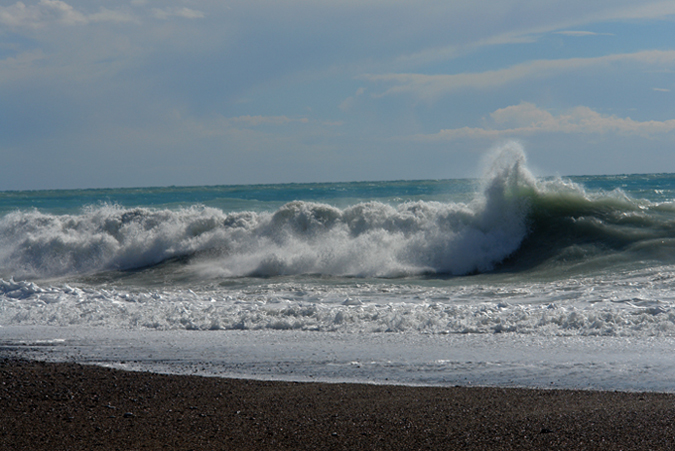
2,0,675,190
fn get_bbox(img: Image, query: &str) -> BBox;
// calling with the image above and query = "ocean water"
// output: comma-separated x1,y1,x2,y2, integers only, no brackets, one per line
3,142,675,391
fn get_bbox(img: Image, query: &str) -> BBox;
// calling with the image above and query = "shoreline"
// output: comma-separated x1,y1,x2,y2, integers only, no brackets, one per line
5,325,675,392
2,358,675,450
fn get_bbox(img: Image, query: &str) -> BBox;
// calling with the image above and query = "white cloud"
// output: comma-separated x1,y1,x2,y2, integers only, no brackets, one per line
0,2,42,28
0,49,45,82
0,1,136,28
40,0,86,25
364,50,675,100
386,1,675,68
412,102,675,141
393,31,539,67
654,87,671,92
151,7,205,20
88,8,137,23
339,87,365,112
229,115,309,126
600,1,675,21
554,30,614,36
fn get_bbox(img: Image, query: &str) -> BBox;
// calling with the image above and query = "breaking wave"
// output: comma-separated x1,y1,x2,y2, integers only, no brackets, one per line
2,142,675,280
0,144,532,279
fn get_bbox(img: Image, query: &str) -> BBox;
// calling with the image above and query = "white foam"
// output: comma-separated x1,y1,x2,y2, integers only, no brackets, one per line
3,268,675,337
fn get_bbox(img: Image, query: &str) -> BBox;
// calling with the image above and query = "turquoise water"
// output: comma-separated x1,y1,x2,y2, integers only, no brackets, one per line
4,173,673,215
0,179,478,215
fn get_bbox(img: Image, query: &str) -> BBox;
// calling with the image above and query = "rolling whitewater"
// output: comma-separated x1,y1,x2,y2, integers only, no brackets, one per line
3,142,675,391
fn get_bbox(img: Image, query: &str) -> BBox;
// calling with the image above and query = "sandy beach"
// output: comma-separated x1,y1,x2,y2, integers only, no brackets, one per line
2,358,675,450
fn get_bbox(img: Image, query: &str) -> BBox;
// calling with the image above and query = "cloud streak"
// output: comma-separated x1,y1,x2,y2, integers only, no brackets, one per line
229,115,310,126
554,30,614,36
151,7,205,20
412,102,675,141
0,1,136,28
364,50,675,100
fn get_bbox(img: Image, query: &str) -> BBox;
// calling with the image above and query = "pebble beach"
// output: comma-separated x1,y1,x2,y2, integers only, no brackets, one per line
2,358,675,450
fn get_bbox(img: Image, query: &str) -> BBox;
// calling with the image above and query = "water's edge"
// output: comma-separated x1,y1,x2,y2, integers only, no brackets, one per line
3,325,674,392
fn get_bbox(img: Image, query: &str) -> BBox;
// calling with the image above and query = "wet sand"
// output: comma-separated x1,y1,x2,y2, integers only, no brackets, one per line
2,358,675,450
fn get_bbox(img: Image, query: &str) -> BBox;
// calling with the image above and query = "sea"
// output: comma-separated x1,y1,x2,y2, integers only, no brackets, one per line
3,142,675,391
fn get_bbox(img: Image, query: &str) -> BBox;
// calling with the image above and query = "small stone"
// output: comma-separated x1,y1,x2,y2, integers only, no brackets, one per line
123,412,135,418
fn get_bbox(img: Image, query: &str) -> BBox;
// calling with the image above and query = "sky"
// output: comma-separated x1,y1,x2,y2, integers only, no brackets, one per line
2,0,675,190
